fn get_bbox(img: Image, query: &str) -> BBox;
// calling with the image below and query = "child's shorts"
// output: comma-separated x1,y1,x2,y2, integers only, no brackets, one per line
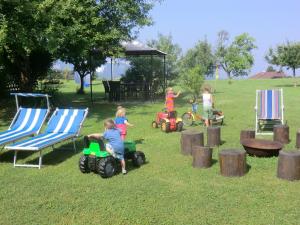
203,106,213,120
106,143,124,160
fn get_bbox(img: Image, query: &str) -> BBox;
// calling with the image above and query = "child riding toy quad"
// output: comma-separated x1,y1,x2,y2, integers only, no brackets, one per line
152,110,183,133
79,136,146,178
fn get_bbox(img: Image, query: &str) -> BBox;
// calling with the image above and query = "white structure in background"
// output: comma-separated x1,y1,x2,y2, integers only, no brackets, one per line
74,73,91,87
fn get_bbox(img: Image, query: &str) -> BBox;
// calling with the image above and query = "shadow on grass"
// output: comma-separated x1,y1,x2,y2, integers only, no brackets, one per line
0,139,83,166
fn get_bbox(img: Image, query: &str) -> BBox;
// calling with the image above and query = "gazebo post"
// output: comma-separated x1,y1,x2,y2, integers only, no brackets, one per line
90,71,93,105
110,57,113,81
163,55,166,91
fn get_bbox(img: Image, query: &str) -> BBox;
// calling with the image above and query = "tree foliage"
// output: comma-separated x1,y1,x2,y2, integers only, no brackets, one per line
180,38,215,76
266,41,300,77
0,0,156,94
0,0,53,91
122,34,182,93
42,0,155,93
148,33,182,80
216,31,256,79
180,65,205,98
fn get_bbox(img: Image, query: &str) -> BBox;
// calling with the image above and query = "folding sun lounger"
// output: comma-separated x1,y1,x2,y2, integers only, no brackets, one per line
255,89,284,135
0,93,50,146
5,108,88,169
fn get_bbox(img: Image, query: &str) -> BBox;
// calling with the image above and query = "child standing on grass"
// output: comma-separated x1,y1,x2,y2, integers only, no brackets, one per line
165,87,181,112
202,87,213,127
87,119,127,174
115,107,133,140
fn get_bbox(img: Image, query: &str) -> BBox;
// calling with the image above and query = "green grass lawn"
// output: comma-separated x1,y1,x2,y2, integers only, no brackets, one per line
1,78,300,225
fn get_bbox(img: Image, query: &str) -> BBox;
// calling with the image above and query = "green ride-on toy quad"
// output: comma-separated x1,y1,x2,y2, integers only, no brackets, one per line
79,136,146,178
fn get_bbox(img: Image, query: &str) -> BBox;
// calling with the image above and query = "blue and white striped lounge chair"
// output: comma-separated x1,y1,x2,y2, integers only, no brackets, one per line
5,108,88,169
0,108,49,146
255,89,284,135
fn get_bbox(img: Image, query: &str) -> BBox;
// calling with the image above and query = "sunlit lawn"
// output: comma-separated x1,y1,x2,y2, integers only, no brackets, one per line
0,78,300,225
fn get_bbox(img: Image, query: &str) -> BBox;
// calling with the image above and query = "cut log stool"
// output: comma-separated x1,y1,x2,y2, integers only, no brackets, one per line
180,130,204,155
277,151,300,181
240,130,255,143
296,130,300,149
192,146,213,168
219,149,247,177
273,125,289,144
207,126,221,147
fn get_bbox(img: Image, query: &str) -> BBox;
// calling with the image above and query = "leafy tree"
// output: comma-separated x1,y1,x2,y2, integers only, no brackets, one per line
148,33,182,80
266,41,300,77
180,38,215,76
180,65,205,98
0,0,53,91
216,31,256,79
266,65,276,72
122,34,182,93
42,0,155,94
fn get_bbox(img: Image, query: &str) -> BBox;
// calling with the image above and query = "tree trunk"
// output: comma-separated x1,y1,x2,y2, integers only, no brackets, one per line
180,130,204,155
219,149,247,177
277,151,300,181
192,146,213,168
292,67,296,77
78,73,85,94
207,126,221,147
273,125,290,144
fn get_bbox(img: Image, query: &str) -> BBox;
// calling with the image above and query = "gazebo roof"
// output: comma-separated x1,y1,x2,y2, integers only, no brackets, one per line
121,40,167,56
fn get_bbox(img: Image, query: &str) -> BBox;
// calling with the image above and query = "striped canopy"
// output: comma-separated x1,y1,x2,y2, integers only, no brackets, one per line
6,108,88,151
0,108,48,145
258,90,282,120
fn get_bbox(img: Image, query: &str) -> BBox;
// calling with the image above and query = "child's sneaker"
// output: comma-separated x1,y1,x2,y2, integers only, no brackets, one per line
122,169,127,175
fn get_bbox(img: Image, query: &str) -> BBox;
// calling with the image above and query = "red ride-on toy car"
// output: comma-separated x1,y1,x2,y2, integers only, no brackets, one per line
152,111,183,133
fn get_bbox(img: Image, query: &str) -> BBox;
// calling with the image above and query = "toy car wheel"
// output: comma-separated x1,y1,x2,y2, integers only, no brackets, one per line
79,155,90,173
132,151,146,167
97,156,116,178
161,121,170,133
177,121,183,132
182,113,194,126
152,121,158,128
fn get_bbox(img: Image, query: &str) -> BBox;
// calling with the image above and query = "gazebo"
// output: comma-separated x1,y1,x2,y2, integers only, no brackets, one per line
104,40,167,101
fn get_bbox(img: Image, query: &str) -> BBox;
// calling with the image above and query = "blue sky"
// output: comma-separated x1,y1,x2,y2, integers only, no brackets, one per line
138,0,300,76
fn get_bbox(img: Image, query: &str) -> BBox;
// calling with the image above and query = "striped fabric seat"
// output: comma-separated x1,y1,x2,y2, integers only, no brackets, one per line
255,89,284,135
258,90,281,120
6,108,87,151
0,108,48,146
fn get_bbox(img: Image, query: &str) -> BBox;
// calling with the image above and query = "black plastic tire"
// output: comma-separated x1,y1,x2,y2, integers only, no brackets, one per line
161,121,170,133
132,151,146,167
79,155,90,173
152,121,158,128
182,113,194,126
97,156,116,178
177,121,183,132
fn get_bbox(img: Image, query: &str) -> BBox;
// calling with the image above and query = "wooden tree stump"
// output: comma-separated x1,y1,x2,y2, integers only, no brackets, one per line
192,146,213,168
240,130,255,143
296,130,300,149
207,126,221,147
273,125,289,144
180,130,204,155
277,151,300,181
219,149,246,177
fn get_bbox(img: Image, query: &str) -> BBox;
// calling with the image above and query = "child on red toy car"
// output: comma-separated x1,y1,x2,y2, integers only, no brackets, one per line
165,87,181,112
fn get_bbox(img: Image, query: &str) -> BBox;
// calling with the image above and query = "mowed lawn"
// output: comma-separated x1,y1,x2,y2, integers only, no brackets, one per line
0,78,300,225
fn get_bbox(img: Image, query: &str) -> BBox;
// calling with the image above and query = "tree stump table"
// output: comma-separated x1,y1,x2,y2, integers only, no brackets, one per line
180,130,204,155
296,130,300,149
277,151,300,181
240,130,255,143
207,126,221,147
273,125,290,144
192,146,212,168
219,149,246,177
